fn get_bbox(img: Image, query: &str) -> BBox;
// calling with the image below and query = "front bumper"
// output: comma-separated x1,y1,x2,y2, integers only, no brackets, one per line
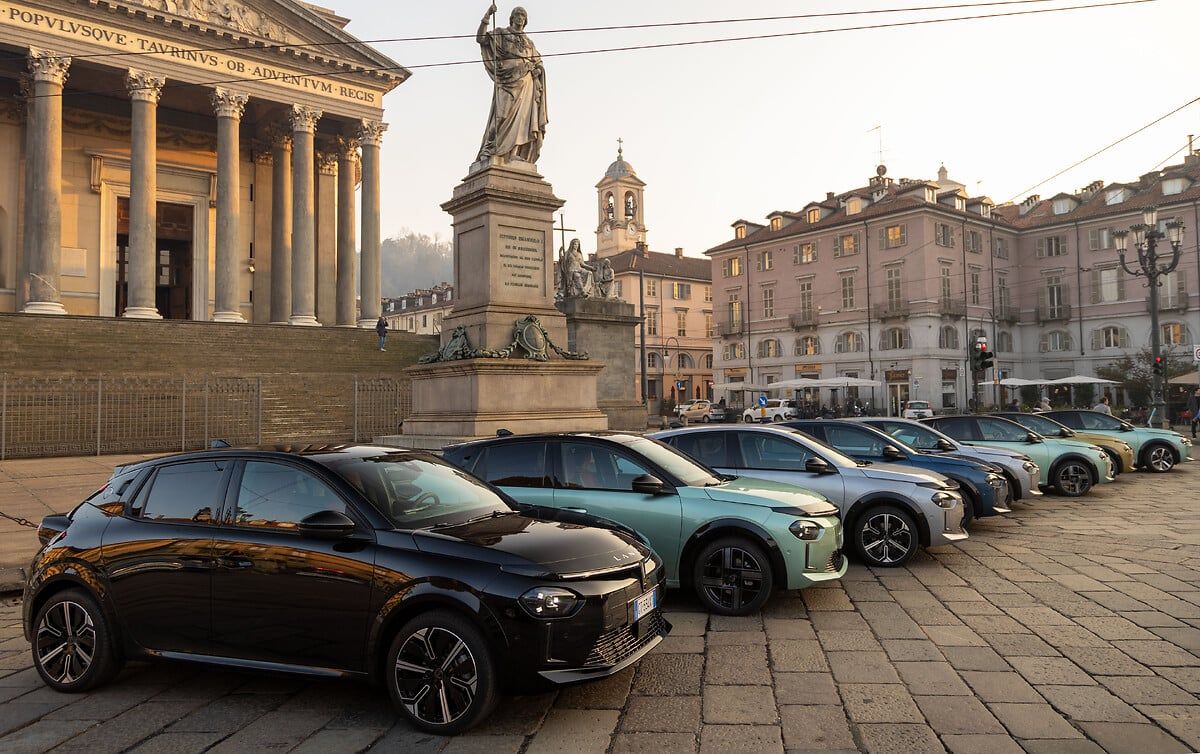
928,497,969,547
538,613,670,684
768,513,847,590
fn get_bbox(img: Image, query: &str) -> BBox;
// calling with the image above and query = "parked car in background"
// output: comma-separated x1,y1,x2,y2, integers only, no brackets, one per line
902,400,934,419
782,420,1011,522
1042,409,1192,473
23,445,669,735
675,400,702,417
742,399,799,424
923,415,1113,496
651,425,967,567
992,412,1136,475
850,417,1041,503
677,399,725,423
444,432,846,616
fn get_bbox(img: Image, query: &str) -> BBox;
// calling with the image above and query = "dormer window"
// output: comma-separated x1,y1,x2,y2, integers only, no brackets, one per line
846,198,862,216
924,188,936,203
807,208,821,224
770,217,782,231
1163,178,1186,196
432,294,439,304
1105,188,1129,205
1052,198,1074,215
735,225,747,239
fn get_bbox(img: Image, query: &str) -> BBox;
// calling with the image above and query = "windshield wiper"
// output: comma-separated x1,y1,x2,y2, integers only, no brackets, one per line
430,509,512,528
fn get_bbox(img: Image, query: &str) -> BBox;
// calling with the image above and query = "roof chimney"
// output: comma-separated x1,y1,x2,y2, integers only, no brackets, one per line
825,192,835,201
1019,194,1040,216
674,247,684,258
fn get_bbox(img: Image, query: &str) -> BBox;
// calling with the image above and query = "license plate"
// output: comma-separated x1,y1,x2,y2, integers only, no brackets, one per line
632,587,658,622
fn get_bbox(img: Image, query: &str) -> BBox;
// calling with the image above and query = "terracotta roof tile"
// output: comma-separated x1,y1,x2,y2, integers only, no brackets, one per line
606,249,712,281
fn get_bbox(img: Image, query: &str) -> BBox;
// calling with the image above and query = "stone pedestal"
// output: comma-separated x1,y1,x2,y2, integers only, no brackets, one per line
560,296,646,431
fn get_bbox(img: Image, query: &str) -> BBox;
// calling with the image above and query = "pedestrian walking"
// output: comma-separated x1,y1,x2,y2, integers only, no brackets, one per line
1188,388,1200,439
1036,395,1052,412
375,316,388,351
1092,396,1112,415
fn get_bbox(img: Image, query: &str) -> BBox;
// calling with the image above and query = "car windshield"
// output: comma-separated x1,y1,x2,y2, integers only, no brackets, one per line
871,421,948,451
1077,411,1123,431
907,401,930,409
615,436,723,487
324,452,509,529
1008,413,1069,436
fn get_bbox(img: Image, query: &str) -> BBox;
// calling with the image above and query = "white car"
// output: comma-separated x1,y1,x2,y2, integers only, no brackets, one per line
902,400,933,419
742,399,799,424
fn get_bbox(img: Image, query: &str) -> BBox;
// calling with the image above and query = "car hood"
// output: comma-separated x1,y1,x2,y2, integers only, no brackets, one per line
413,513,649,577
907,454,995,474
856,462,946,485
1132,427,1187,442
702,476,839,517
953,445,1026,461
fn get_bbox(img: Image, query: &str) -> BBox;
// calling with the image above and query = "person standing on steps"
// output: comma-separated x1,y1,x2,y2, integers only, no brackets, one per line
1188,388,1200,439
376,316,388,351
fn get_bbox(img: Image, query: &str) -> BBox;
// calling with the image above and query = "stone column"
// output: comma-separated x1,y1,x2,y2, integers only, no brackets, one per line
357,119,386,326
123,70,165,319
335,135,358,326
211,88,248,323
22,48,71,315
269,129,292,324
314,149,337,325
289,105,322,326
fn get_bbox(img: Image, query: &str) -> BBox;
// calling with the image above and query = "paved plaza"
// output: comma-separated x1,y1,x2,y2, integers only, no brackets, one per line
0,454,1198,753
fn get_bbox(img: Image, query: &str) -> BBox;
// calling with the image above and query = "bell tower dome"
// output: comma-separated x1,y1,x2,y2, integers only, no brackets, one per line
595,139,647,258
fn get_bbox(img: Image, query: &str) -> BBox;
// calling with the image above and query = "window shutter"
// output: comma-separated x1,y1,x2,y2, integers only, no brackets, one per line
879,227,886,248
1119,328,1130,348
1091,330,1102,351
1177,275,1187,297
879,332,887,351
1039,334,1048,353
1115,270,1125,301
1090,269,1101,304
903,329,912,349
1088,229,1098,251
1036,239,1045,258
1064,332,1073,350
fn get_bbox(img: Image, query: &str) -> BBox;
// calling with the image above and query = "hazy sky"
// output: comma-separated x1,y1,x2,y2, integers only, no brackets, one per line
331,0,1196,258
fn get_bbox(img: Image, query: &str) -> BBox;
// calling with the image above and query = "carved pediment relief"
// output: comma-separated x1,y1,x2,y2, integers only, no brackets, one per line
121,0,298,44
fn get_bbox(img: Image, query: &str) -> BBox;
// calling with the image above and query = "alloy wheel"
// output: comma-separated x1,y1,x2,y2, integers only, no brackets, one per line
394,626,479,727
859,512,913,565
35,601,97,685
698,546,765,612
1057,463,1091,496
1147,445,1175,472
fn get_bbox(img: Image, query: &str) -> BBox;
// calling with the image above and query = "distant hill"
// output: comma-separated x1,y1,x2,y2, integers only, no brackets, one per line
379,230,453,297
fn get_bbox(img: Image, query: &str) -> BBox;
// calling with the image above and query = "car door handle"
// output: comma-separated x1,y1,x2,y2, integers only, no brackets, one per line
218,556,253,570
564,507,588,514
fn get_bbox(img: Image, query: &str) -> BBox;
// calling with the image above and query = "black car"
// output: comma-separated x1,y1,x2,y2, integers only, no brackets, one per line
23,445,669,735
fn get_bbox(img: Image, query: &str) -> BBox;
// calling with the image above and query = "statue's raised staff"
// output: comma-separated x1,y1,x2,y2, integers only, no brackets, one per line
476,4,548,164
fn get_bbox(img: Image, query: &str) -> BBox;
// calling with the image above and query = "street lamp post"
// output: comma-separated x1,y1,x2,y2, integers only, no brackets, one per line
1112,207,1186,428
661,335,680,411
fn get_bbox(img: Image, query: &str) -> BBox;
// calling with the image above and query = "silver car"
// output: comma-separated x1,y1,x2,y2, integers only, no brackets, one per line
851,417,1042,503
651,425,968,567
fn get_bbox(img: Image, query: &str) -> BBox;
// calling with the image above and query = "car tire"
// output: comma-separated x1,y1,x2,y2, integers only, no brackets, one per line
1141,443,1176,473
1052,459,1093,496
386,610,498,736
692,536,774,616
701,415,710,423
741,414,752,423
31,588,122,693
957,486,978,526
853,505,918,567
1101,448,1122,476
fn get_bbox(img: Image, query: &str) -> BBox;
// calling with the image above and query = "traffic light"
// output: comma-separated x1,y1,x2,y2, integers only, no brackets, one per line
1152,356,1165,377
978,342,994,371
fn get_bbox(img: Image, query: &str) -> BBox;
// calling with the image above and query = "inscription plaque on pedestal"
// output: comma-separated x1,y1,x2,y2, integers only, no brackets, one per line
498,228,545,296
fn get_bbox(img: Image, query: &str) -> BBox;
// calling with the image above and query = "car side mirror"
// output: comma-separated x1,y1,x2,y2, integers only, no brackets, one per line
632,474,668,495
1026,432,1043,444
882,445,904,460
805,457,834,474
936,438,954,451
1060,428,1072,438
299,510,357,538
1119,422,1134,431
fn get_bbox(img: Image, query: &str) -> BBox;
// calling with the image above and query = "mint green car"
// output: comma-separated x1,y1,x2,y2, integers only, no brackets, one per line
443,432,847,616
1044,410,1193,473
923,415,1113,497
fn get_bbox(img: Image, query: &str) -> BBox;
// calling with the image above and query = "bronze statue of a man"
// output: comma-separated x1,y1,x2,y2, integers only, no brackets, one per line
476,4,548,164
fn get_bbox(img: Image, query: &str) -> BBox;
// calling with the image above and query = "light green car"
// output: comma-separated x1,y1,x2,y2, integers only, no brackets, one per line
1043,410,1193,473
923,415,1113,497
443,432,847,616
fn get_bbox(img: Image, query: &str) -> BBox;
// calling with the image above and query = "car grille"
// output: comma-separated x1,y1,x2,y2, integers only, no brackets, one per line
584,611,665,667
823,550,844,573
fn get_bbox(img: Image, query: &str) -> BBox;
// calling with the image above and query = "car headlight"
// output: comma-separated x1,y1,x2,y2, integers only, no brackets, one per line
931,491,959,509
1021,461,1038,474
789,520,822,541
985,473,1005,489
519,587,581,619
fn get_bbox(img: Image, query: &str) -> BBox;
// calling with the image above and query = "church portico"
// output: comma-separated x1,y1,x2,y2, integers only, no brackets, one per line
0,0,405,322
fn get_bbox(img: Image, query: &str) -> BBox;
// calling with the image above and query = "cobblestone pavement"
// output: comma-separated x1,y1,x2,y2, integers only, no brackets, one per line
1,462,1198,753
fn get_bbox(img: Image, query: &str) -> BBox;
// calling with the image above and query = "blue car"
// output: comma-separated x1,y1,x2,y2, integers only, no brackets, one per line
782,420,1011,522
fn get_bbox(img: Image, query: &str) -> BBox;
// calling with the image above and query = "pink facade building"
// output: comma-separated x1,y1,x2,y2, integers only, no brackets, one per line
706,159,1200,414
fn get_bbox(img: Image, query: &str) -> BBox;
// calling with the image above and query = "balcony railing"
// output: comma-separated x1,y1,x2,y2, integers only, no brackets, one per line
938,298,966,318
789,310,819,329
718,320,744,337
873,301,910,320
995,304,1019,323
1036,303,1072,323
1146,292,1190,313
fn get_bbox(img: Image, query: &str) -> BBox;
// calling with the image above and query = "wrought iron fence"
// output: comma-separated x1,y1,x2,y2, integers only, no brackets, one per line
0,375,261,460
353,376,409,442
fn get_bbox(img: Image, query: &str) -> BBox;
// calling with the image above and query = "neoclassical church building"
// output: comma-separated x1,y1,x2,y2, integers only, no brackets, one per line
0,0,405,325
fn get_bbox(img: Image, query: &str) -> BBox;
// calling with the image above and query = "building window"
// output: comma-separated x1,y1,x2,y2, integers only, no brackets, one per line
704,313,714,337
770,217,782,231
1037,235,1066,257
835,331,863,353
703,285,712,302
993,237,1009,259
997,274,1010,308
942,382,957,409
671,282,692,299
735,225,746,239
1052,198,1074,215
835,233,859,257
886,267,903,305
758,339,781,358
647,379,659,399
935,223,954,247
647,352,660,369
1088,227,1113,251
422,314,428,328
756,251,773,271
1105,188,1129,205
996,331,1013,352
939,326,959,350
677,353,693,370
1096,325,1128,350
807,208,821,223
676,311,688,336
940,266,952,301
400,300,407,309
798,280,813,315
1092,267,1124,303
703,353,714,369
884,224,907,249
762,287,775,319
1045,275,1066,315
722,257,742,278
970,271,981,305
1163,178,1186,196
840,275,855,309
1041,330,1072,352
965,229,983,254
794,243,816,264
646,308,659,335
1162,322,1189,345
881,327,910,350
646,278,658,297
796,336,820,356
727,295,742,327
846,198,862,215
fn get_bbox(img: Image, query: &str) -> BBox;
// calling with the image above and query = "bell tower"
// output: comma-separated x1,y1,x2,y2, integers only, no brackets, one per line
595,139,647,258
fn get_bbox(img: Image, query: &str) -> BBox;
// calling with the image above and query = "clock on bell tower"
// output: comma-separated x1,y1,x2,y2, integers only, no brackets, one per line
595,139,647,259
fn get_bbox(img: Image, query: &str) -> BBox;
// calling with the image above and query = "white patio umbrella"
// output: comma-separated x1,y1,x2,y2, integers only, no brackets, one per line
1169,371,1200,386
976,377,1043,387
1045,375,1120,385
769,378,823,390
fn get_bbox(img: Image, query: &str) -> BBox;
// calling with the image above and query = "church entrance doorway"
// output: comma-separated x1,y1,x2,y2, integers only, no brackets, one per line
115,199,194,320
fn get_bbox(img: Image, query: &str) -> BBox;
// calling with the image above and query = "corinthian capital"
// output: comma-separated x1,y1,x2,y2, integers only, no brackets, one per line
211,88,248,119
357,119,387,147
335,135,360,162
126,69,166,104
27,48,71,86
289,105,322,134
316,150,338,175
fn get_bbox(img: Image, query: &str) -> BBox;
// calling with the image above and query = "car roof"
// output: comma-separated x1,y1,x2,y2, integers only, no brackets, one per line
123,444,436,472
445,431,649,452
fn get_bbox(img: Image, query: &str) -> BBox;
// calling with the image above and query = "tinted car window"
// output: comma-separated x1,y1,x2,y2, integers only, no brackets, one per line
233,461,345,530
1049,411,1083,430
1005,413,1066,436
976,418,1031,442
669,433,729,467
932,417,978,441
138,461,227,524
823,425,888,458
872,421,942,451
736,433,812,471
1077,411,1121,430
478,442,549,487
561,442,652,492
